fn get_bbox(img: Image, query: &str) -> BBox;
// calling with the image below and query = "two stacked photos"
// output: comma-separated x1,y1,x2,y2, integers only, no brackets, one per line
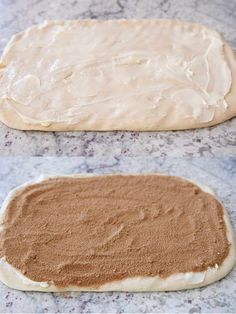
0,1,236,313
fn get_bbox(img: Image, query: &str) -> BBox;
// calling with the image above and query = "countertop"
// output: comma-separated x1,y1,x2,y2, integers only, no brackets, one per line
0,0,236,313
0,0,236,157
0,156,236,313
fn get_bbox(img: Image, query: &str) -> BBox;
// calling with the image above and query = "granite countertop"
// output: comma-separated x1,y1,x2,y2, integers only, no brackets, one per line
0,156,236,313
0,0,236,157
0,0,236,313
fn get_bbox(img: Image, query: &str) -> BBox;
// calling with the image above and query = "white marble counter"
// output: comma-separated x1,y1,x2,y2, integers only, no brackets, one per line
0,0,236,157
0,157,236,313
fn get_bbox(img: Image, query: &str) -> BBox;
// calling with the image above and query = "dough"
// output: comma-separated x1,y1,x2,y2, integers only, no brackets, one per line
0,19,236,131
0,174,235,292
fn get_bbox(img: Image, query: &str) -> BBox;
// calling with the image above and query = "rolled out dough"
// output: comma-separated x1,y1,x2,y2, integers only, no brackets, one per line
0,173,235,292
0,19,236,131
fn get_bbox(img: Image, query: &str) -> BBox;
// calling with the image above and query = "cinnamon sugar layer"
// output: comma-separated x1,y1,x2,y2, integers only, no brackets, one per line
0,175,229,288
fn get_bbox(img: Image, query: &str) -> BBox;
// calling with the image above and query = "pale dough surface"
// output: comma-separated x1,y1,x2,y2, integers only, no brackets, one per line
0,19,236,131
0,174,235,292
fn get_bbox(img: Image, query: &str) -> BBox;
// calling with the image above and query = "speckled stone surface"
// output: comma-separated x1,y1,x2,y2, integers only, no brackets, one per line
0,0,236,157
0,157,236,313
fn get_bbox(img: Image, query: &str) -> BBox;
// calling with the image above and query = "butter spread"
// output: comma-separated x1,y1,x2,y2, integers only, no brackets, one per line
0,175,229,288
0,19,235,131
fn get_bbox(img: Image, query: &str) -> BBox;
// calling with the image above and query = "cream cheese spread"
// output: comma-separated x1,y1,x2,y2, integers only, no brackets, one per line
0,19,235,131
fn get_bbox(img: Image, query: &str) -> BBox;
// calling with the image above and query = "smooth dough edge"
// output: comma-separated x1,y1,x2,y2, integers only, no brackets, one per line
0,173,235,292
0,19,236,131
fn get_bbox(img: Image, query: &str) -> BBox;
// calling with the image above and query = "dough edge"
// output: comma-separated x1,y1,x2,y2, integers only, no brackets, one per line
0,173,235,292
0,19,236,131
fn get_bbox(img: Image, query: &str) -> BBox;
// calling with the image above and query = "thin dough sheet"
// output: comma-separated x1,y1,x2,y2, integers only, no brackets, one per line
0,20,236,131
0,174,235,292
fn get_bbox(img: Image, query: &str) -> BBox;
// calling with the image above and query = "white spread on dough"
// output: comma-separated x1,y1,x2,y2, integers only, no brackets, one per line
0,19,235,130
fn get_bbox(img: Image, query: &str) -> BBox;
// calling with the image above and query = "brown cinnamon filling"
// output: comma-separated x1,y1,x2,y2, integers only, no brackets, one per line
0,175,229,288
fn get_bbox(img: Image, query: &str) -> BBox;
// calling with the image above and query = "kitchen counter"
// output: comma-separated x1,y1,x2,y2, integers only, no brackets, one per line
0,0,236,157
0,0,236,312
0,156,236,313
